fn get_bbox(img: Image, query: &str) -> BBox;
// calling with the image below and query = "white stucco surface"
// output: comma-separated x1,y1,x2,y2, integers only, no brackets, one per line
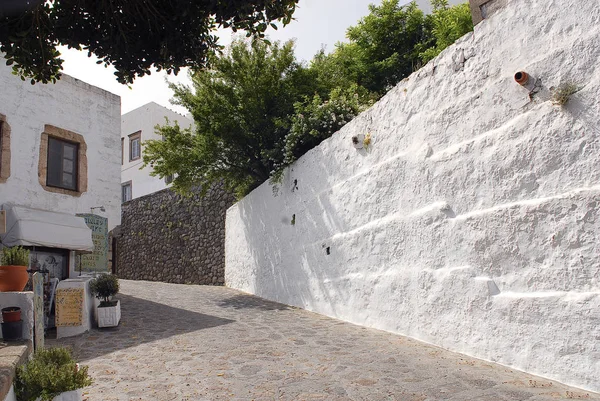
121,102,193,199
0,65,121,230
226,0,600,392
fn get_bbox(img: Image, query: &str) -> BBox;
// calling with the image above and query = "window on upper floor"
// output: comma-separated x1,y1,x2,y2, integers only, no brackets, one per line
122,181,132,203
121,138,124,165
38,125,87,196
47,137,79,191
0,114,11,183
129,131,141,161
165,174,174,184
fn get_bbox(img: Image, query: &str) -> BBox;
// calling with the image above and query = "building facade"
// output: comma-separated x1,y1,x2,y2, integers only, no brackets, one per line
0,63,121,279
121,102,193,201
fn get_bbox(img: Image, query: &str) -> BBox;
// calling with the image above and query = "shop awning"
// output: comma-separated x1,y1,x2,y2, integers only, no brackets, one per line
0,203,94,251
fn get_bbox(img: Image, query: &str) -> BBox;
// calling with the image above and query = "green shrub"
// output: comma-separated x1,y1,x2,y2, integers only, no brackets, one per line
1,246,30,266
15,347,92,401
89,274,119,306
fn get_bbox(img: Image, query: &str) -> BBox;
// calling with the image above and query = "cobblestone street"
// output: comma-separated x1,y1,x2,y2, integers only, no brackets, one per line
49,280,599,401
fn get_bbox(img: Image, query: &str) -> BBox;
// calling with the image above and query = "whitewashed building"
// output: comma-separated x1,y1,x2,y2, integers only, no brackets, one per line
121,102,193,201
0,63,121,279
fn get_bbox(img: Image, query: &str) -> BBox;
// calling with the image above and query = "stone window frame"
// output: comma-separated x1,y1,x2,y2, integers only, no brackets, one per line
129,131,141,162
122,180,132,203
0,113,11,183
38,125,88,197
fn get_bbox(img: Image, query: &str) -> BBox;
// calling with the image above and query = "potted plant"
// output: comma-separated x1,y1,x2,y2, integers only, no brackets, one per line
0,246,30,292
14,347,92,401
89,274,120,328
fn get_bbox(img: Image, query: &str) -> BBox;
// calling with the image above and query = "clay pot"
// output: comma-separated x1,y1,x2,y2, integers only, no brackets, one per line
514,71,529,85
0,265,29,292
1,306,21,322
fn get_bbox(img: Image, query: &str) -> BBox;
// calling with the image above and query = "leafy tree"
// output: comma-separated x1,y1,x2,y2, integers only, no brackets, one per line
0,0,298,84
313,0,473,97
274,85,373,182
418,0,473,63
323,0,428,96
143,39,314,197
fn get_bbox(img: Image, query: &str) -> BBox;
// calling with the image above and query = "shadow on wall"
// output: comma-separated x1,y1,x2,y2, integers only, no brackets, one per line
49,294,235,362
237,140,366,316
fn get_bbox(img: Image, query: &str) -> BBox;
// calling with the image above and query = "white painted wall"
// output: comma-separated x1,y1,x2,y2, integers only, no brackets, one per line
226,0,600,392
0,65,121,231
121,102,193,199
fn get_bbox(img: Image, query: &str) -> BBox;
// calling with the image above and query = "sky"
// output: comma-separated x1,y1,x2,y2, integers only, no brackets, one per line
57,0,388,115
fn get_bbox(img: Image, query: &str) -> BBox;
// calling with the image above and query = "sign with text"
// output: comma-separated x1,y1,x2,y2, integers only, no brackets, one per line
0,210,5,234
76,213,109,273
33,273,45,351
55,288,84,327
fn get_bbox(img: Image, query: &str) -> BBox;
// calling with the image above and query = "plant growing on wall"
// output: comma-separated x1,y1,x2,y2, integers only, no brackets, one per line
271,85,373,183
551,82,580,106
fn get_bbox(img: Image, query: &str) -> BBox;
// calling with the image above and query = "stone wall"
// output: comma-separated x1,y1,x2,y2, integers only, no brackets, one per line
117,183,236,285
225,0,600,393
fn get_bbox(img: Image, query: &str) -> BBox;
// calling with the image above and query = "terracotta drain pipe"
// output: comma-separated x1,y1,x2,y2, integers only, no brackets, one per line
514,71,529,86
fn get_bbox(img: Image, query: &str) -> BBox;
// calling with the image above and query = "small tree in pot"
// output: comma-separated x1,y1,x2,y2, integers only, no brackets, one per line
89,274,120,328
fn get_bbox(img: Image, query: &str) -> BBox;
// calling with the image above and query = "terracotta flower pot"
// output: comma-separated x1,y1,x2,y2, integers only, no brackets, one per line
1,306,21,322
0,265,29,292
514,71,529,85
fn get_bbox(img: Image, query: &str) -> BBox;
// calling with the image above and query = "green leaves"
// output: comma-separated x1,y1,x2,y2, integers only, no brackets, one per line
15,347,92,401
1,246,30,266
144,39,310,198
0,0,299,84
417,0,473,63
143,1,473,199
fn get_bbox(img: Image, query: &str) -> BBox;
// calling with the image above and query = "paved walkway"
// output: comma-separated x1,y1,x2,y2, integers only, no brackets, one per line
49,280,598,401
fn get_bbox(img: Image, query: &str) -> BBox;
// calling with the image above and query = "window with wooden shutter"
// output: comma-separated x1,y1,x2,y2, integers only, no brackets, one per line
47,137,79,191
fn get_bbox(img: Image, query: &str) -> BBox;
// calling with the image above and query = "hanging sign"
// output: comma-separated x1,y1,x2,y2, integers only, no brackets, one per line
76,213,109,273
55,288,84,327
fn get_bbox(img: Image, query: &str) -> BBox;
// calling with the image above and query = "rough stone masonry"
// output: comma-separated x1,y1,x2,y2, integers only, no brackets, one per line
116,182,236,285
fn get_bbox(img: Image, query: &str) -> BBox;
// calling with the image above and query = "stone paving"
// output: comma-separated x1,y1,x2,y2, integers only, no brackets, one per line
48,280,599,401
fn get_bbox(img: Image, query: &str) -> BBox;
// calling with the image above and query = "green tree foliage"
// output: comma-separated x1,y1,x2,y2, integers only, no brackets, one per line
276,85,373,182
15,347,92,401
317,0,473,96
418,0,474,63
143,39,314,197
0,0,298,84
342,0,427,95
145,1,473,197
